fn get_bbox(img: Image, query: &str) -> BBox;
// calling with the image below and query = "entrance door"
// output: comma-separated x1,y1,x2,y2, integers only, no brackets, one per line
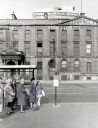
7,60,16,79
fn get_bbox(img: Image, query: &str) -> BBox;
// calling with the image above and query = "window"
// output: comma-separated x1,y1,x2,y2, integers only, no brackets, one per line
61,59,67,72
37,30,43,39
50,30,56,40
37,62,42,74
74,30,79,41
13,42,18,50
0,43,3,53
86,30,92,40
61,41,67,56
86,43,92,55
13,30,18,40
25,42,30,55
50,42,54,57
74,59,80,72
37,42,43,57
74,41,79,57
25,30,30,41
0,30,3,40
87,62,92,72
61,30,67,41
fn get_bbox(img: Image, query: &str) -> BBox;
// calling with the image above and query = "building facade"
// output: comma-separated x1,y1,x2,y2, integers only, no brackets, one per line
0,11,98,80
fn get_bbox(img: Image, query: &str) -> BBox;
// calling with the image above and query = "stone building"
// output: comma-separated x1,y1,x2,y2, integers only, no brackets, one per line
0,9,98,80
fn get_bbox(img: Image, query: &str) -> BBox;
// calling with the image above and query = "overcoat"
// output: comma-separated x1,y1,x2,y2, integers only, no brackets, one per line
29,82,36,103
17,84,26,106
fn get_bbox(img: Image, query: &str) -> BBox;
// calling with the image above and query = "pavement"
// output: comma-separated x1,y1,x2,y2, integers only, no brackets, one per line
0,103,98,128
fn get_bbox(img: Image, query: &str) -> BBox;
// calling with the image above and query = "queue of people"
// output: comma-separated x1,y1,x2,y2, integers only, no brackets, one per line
0,77,45,115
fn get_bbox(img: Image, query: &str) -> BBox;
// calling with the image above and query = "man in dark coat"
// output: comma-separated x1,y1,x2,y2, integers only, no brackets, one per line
29,78,37,109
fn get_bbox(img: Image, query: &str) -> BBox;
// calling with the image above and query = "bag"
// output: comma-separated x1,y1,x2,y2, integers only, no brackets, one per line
42,90,45,96
32,103,38,110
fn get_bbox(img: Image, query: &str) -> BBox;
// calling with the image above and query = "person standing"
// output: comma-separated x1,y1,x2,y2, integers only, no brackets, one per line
0,78,3,121
29,78,37,109
11,79,18,112
17,79,27,113
36,81,43,108
5,79,15,115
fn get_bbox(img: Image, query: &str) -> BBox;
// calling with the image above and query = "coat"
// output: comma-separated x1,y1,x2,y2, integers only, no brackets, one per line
29,82,37,103
5,84,13,104
17,84,27,106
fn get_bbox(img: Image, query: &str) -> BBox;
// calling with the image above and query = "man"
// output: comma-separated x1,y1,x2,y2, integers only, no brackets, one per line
0,78,3,121
29,78,37,110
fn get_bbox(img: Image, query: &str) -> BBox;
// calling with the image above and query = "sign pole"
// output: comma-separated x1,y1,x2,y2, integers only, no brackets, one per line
55,86,57,106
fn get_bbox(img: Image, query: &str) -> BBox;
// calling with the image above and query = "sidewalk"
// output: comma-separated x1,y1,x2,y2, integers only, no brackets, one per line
0,103,98,128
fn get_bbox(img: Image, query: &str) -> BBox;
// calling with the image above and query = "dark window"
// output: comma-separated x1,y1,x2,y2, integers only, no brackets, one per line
25,42,30,55
50,30,56,40
74,42,79,57
61,41,67,56
87,62,92,72
37,30,43,39
86,30,92,40
61,30,67,41
37,62,42,74
37,43,42,57
74,30,79,41
74,59,80,72
61,59,67,72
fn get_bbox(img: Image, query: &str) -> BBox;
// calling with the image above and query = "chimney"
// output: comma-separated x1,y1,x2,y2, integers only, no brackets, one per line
11,12,17,19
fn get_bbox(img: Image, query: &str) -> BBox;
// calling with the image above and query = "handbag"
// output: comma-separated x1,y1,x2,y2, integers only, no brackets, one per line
42,90,45,96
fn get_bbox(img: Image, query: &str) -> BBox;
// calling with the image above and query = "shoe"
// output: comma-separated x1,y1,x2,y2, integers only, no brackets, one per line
20,111,25,113
7,112,11,115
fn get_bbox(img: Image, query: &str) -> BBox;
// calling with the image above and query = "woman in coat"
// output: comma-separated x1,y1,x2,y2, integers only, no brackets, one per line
36,81,43,108
17,79,27,113
29,78,37,109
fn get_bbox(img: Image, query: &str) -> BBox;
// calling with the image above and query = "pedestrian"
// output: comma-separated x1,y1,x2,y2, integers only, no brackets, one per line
5,79,15,115
17,79,27,113
0,78,3,121
11,79,18,112
29,78,37,109
36,81,43,108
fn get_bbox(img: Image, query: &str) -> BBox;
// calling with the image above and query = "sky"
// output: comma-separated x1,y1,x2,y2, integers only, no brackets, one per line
0,0,98,19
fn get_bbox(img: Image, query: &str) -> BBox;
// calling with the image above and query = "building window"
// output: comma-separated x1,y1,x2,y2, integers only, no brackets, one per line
25,42,31,55
50,30,56,40
61,59,67,72
87,62,92,72
61,30,67,41
86,30,92,40
37,62,42,74
37,42,43,57
0,30,3,40
37,30,43,39
86,43,92,55
74,30,79,41
25,30,30,41
74,41,79,57
61,41,67,56
0,43,3,53
50,41,54,57
13,30,18,40
13,42,18,50
74,59,80,72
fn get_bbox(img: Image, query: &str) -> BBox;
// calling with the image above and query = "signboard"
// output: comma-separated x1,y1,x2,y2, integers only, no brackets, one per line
53,76,59,87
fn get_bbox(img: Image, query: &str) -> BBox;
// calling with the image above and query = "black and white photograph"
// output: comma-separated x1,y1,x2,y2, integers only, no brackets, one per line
0,0,98,128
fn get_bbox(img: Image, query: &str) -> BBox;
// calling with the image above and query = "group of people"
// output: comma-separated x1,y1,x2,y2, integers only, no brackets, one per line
0,77,45,115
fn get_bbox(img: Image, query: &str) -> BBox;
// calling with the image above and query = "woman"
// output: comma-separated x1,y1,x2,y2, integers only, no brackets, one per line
29,78,37,109
5,79,15,115
36,81,43,108
17,79,27,113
